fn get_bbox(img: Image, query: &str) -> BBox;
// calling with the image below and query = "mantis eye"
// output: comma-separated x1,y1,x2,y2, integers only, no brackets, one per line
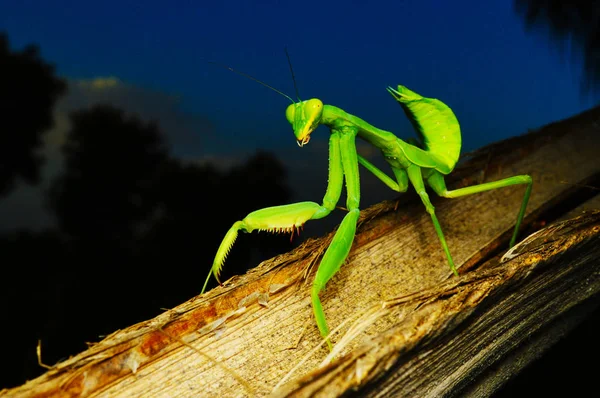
285,104,296,124
306,99,323,113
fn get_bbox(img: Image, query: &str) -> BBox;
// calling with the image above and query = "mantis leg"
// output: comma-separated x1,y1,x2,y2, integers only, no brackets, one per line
358,155,408,193
201,132,345,294
426,170,533,248
312,128,361,349
407,165,459,276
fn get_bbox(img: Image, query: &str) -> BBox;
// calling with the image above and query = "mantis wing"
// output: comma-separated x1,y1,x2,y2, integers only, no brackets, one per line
388,85,462,175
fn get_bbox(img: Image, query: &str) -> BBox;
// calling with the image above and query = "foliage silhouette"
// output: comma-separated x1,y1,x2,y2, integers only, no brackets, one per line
0,103,294,389
0,33,295,390
0,231,69,388
47,105,169,244
0,33,67,197
515,0,600,95
139,151,293,302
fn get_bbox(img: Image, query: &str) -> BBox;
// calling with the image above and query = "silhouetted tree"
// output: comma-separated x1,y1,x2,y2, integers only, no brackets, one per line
0,33,66,196
47,105,168,245
224,151,290,213
3,61,294,388
37,105,173,385
139,151,293,300
515,0,600,94
0,231,69,388
45,101,293,329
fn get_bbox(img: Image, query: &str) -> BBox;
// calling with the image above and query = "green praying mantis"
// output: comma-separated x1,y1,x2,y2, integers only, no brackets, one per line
201,61,533,349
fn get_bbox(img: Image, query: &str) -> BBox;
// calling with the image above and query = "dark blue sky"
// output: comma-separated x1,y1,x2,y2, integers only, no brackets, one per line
0,0,594,228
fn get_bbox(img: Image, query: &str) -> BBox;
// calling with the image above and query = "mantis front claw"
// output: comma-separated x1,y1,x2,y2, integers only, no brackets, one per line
201,201,323,293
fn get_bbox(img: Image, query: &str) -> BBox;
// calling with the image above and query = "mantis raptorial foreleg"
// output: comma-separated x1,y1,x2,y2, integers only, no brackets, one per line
312,127,361,349
201,202,321,292
201,131,344,294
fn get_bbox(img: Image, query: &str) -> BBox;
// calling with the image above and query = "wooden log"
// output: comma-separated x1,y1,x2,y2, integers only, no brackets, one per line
2,107,599,398
278,209,600,397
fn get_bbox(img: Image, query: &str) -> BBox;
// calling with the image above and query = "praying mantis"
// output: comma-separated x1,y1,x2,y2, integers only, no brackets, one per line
201,62,533,349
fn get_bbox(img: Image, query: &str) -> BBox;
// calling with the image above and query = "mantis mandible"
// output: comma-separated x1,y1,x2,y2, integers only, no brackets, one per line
201,62,533,349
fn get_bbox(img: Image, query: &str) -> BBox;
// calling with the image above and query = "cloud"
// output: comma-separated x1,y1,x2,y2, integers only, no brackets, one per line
60,76,214,156
80,76,119,90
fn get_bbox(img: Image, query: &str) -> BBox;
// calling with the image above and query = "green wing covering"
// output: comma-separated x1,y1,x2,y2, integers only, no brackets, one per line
387,85,461,175
396,139,442,169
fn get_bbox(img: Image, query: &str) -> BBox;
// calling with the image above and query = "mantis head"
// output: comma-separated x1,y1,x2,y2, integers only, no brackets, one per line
286,99,324,147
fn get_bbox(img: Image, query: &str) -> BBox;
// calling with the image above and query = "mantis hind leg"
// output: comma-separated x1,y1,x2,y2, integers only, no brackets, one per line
426,170,533,248
407,166,459,276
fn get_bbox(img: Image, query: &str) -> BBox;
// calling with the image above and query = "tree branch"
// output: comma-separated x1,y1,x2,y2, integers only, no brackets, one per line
3,107,600,398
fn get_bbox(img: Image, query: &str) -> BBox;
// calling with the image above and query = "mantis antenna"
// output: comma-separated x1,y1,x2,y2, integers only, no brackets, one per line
284,47,301,101
208,61,296,103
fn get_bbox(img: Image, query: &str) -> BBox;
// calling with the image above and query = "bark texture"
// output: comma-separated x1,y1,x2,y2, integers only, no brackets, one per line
2,107,600,398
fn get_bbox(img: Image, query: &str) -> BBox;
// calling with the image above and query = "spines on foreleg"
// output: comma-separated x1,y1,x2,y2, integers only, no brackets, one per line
213,221,245,282
202,202,324,294
201,221,244,294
